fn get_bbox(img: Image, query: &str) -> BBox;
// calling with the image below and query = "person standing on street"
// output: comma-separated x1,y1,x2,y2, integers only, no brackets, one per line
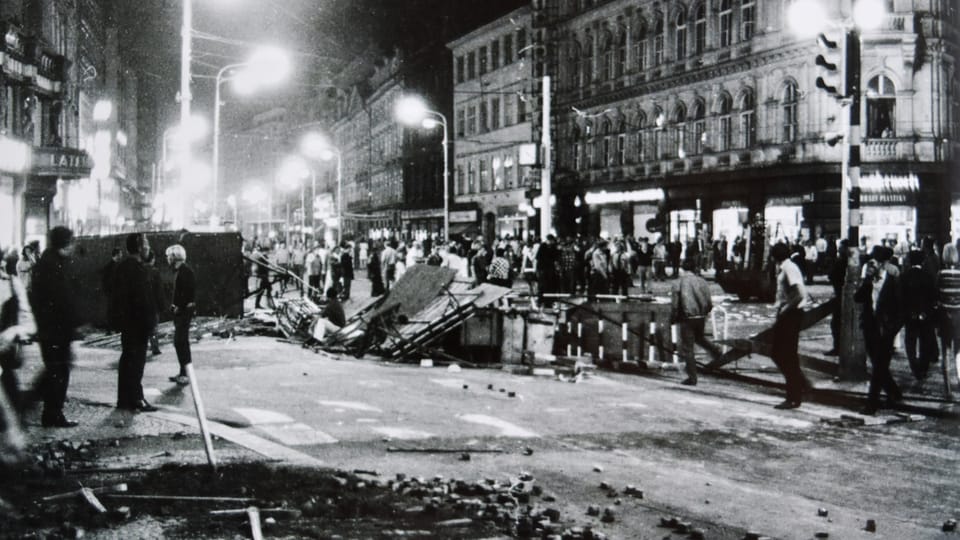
15,243,38,291
339,242,354,300
854,246,904,415
111,233,159,412
671,259,723,386
31,227,83,427
253,246,275,309
368,241,385,297
143,248,163,356
901,249,938,384
165,245,195,386
0,245,36,420
826,239,849,356
770,242,812,410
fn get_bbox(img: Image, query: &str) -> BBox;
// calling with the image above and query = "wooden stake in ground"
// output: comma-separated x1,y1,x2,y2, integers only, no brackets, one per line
186,362,217,471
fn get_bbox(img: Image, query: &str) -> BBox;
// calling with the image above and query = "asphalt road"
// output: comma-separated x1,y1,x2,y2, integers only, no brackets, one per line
52,328,959,539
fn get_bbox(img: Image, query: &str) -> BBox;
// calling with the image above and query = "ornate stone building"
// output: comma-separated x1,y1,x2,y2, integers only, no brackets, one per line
532,0,958,247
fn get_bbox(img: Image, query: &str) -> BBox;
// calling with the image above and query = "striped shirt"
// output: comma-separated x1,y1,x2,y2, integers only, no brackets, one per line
938,268,960,310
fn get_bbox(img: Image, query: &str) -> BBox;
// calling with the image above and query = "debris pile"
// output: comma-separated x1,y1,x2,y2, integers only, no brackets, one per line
83,315,282,350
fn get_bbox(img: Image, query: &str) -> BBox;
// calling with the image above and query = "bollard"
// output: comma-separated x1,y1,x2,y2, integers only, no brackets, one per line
648,320,657,364
670,324,680,366
598,319,605,361
577,322,583,357
622,322,629,362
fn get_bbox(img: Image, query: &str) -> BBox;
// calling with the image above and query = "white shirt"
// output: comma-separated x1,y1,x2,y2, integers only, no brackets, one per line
776,259,810,310
871,270,886,312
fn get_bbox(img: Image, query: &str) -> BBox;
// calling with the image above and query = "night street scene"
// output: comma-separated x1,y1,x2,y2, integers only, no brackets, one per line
0,0,958,538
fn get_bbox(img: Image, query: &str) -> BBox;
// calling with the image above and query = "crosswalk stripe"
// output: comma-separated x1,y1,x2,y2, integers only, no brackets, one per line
233,407,295,425
317,400,383,413
256,422,338,445
457,414,539,438
372,426,434,440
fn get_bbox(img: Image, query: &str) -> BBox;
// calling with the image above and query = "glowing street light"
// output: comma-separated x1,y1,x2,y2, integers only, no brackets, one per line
300,132,342,245
277,155,310,245
212,46,291,226
394,95,449,242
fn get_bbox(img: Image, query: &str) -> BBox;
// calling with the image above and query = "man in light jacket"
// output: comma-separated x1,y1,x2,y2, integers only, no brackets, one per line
671,259,723,386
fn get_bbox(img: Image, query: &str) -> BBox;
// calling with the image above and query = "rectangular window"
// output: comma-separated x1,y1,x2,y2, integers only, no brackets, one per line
675,125,686,156
478,159,488,191
585,142,594,168
782,104,797,142
604,49,614,80
654,34,664,66
633,41,646,71
693,121,705,154
479,46,488,75
467,51,476,79
468,162,476,193
617,43,626,76
636,131,645,162
719,116,732,151
503,33,513,65
467,106,477,135
456,56,465,83
456,166,465,195
503,94,514,126
676,25,687,59
603,137,611,166
456,108,465,137
719,9,733,47
574,143,582,171
479,101,488,132
741,1,756,41
740,111,756,147
491,97,501,130
517,94,527,123
516,28,527,53
616,134,626,165
504,157,515,187
491,40,500,70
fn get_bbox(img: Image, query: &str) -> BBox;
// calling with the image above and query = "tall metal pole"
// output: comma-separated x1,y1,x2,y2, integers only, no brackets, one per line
178,0,193,230
539,75,552,239
213,63,245,227
336,151,343,245
311,169,316,243
300,184,306,246
439,114,449,244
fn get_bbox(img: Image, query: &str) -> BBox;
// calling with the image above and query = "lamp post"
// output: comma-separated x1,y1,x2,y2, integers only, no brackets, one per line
212,47,290,226
395,96,449,243
300,132,343,245
277,155,310,246
177,0,193,230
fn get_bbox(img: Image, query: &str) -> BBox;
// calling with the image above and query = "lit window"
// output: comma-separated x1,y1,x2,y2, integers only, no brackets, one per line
866,75,896,138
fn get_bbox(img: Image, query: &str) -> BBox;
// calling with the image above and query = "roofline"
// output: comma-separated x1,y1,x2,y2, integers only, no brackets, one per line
446,5,531,50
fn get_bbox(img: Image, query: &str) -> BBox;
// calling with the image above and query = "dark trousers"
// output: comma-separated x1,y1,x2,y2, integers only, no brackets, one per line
864,331,902,406
308,275,322,300
254,275,274,308
588,273,608,299
173,311,192,374
612,270,631,296
904,319,937,380
117,330,149,407
677,318,723,382
39,342,72,420
771,309,807,403
830,294,841,350
340,277,352,300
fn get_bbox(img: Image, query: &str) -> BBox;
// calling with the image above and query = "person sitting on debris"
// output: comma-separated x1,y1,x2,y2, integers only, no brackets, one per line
487,248,512,288
671,259,723,386
312,287,346,342
165,244,195,386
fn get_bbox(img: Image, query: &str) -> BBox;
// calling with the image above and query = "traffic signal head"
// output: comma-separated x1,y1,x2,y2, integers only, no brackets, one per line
814,32,844,99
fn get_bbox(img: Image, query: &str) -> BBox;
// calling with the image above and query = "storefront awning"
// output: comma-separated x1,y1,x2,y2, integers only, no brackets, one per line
449,222,480,237
31,146,92,178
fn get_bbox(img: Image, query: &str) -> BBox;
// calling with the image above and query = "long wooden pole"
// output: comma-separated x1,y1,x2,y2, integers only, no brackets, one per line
186,363,217,471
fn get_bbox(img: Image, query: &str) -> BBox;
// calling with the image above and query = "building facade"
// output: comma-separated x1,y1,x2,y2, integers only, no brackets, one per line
532,0,958,248
449,6,538,243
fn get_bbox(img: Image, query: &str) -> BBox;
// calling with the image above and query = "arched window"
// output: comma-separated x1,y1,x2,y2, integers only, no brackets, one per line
866,75,896,138
741,0,756,41
653,13,664,66
675,8,688,59
652,106,664,159
601,34,614,81
782,81,799,143
694,4,707,54
633,17,647,71
634,111,647,162
718,0,733,48
674,103,687,157
616,31,628,77
717,93,732,151
739,89,756,147
691,100,706,154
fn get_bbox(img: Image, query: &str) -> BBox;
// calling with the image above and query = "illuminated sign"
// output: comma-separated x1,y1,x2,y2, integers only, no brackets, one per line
31,147,93,178
449,210,478,223
0,137,31,173
584,188,665,205
859,172,919,193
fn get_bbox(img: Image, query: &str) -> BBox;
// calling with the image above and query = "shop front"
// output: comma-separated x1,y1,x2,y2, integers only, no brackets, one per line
33,146,93,245
712,201,748,247
857,173,920,248
496,205,528,241
401,208,443,242
584,188,665,240
0,136,31,248
764,193,814,243
448,208,480,240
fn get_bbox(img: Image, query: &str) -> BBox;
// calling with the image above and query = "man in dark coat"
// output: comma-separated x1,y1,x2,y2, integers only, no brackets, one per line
339,242,354,300
165,244,195,385
30,227,83,427
900,249,938,383
111,233,158,412
854,246,904,415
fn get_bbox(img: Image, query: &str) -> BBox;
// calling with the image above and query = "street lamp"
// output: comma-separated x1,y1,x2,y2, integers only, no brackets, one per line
277,155,310,245
395,95,449,243
212,46,290,226
300,132,343,245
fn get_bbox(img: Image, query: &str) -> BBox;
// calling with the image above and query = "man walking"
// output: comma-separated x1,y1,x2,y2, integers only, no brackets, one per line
111,233,158,412
165,245,195,386
253,246,275,309
31,227,83,426
901,249,938,384
671,259,723,386
855,246,904,415
770,242,811,410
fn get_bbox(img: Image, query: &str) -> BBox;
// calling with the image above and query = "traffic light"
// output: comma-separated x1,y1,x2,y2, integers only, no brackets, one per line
814,32,844,99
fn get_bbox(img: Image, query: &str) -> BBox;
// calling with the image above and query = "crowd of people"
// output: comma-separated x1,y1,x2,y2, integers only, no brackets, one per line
0,228,197,441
